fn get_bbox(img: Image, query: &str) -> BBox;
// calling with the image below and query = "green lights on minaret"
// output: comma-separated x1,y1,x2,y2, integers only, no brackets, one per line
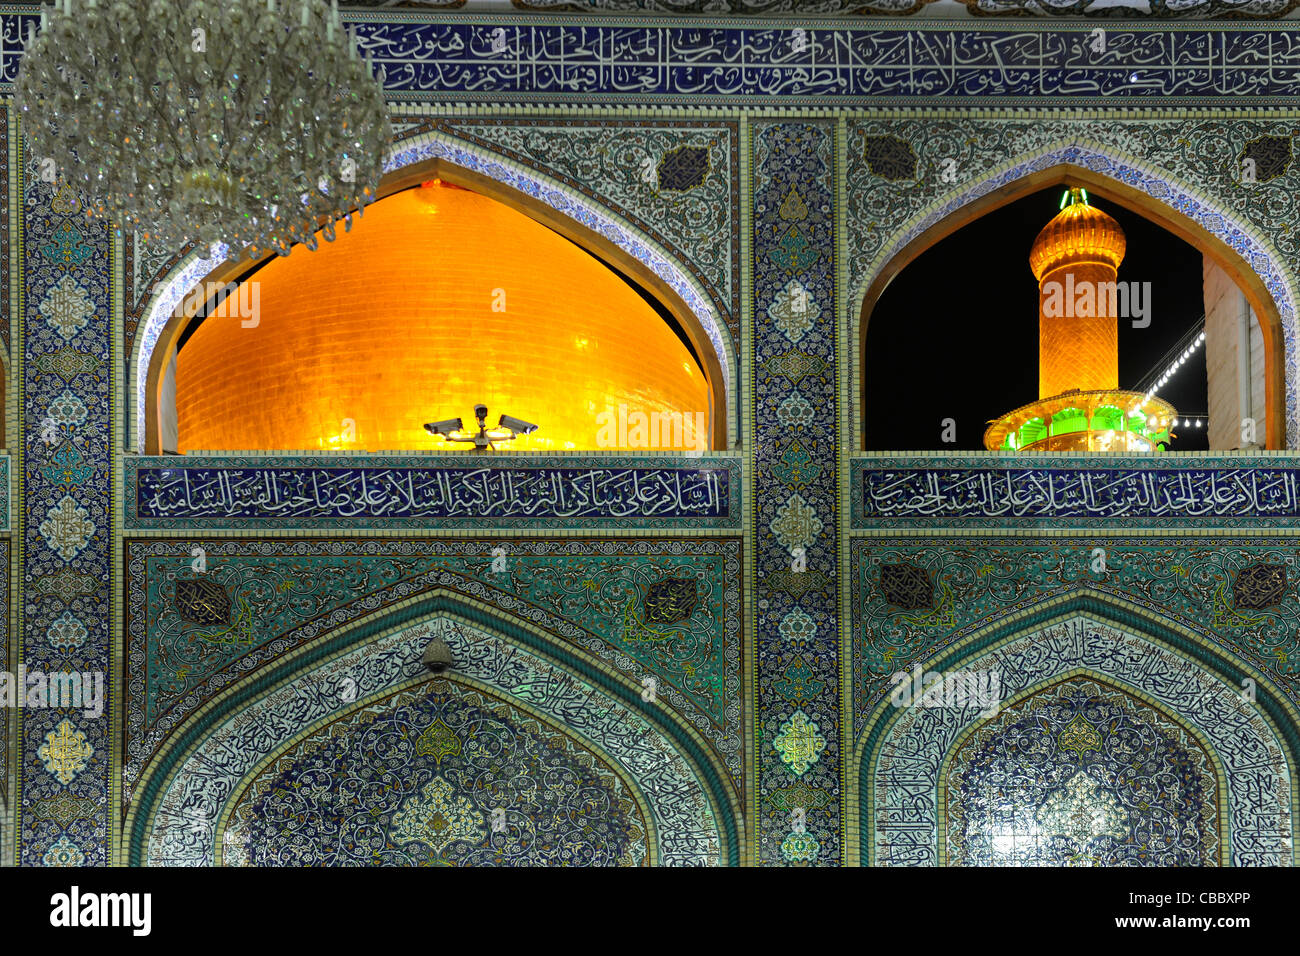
1059,187,1089,210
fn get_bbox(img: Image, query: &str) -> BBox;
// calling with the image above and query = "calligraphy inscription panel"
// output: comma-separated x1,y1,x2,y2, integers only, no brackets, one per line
0,456,9,532
348,21,1300,103
855,456,1300,528
127,455,739,529
9,16,1300,101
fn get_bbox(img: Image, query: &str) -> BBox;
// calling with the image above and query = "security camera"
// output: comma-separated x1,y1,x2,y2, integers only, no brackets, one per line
424,418,463,436
474,404,489,422
499,414,539,435
422,636,453,673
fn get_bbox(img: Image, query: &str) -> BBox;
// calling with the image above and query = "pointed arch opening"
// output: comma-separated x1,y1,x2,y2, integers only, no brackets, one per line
140,155,729,455
856,162,1289,451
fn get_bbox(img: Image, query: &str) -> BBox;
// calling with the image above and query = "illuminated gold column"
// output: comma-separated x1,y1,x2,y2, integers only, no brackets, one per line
1029,189,1127,400
983,189,1175,453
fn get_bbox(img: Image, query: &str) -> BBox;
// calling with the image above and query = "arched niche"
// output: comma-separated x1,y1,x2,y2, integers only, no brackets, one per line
852,591,1299,867
133,137,734,454
854,161,1291,451
941,674,1225,866
124,594,743,867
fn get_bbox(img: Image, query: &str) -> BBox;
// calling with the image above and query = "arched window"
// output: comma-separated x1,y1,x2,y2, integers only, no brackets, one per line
859,172,1286,451
163,179,715,453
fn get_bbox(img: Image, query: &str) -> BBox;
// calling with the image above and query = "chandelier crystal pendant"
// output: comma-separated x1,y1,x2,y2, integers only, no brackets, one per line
15,0,393,261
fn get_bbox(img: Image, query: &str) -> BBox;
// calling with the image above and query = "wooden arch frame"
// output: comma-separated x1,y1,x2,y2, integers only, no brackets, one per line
856,163,1287,450
142,157,729,455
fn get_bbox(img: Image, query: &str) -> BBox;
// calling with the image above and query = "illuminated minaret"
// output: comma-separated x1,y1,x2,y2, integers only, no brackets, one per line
983,188,1177,452
1031,186,1125,398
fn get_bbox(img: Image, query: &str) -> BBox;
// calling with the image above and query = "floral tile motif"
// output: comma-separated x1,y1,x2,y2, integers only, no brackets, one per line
30,794,99,829
778,607,818,643
780,827,821,862
754,122,840,866
20,144,111,864
41,836,85,867
776,391,815,429
46,610,87,654
45,389,89,427
390,776,489,859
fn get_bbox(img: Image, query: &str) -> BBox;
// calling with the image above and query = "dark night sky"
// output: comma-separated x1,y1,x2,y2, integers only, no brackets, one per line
863,185,1209,451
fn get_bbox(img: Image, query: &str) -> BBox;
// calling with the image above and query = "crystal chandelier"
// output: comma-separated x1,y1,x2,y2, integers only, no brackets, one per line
15,0,393,261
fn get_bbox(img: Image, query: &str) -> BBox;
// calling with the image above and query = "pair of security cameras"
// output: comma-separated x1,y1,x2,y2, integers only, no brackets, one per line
425,403,539,438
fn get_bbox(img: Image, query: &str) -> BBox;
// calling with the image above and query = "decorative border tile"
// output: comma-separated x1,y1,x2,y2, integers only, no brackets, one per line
344,19,1300,104
17,127,112,867
0,540,9,849
8,14,1300,103
505,0,1298,15
753,122,841,866
0,456,10,532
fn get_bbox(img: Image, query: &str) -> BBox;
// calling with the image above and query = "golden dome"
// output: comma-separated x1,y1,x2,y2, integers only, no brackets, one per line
175,181,711,453
1028,188,1126,283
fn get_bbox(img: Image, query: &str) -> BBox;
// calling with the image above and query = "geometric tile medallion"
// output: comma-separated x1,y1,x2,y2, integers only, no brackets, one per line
880,563,932,610
658,145,710,193
643,576,699,626
174,578,232,626
862,134,917,182
1234,563,1287,610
